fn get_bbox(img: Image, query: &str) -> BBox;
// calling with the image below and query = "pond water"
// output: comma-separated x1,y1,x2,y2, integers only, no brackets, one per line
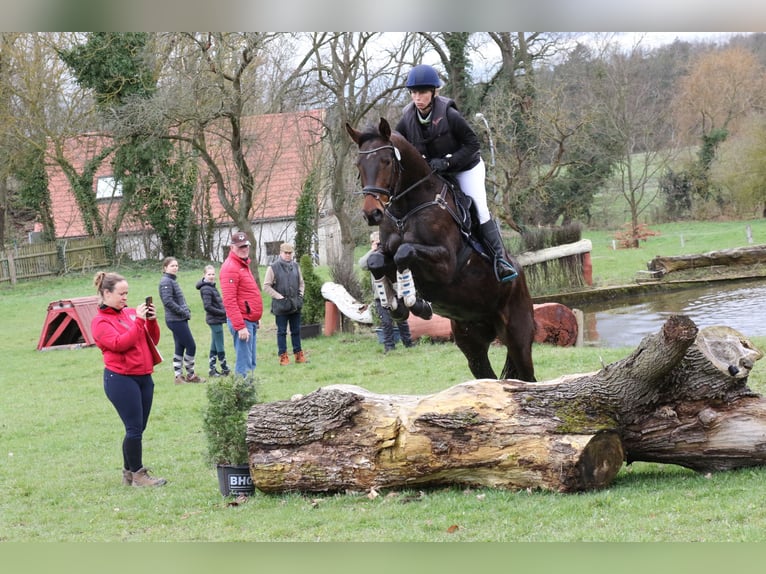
576,278,766,348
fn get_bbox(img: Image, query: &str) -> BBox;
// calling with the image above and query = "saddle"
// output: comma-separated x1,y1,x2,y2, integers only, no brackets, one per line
437,174,489,261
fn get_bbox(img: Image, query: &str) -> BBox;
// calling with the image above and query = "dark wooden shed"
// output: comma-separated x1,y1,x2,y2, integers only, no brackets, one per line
37,296,100,351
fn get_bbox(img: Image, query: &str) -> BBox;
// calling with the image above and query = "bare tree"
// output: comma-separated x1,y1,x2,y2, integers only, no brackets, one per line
673,46,766,147
114,32,310,276
591,44,678,245
302,32,418,286
0,33,112,246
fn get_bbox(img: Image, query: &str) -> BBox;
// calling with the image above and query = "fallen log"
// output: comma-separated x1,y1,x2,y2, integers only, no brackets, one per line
246,315,763,494
648,244,766,275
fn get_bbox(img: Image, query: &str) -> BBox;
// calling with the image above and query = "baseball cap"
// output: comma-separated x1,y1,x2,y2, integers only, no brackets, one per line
280,242,294,253
229,231,250,247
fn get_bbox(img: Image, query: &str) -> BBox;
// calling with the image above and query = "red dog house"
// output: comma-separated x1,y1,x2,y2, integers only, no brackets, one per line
37,296,100,351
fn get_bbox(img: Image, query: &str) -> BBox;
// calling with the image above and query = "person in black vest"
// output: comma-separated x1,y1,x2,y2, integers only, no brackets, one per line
395,64,517,283
263,242,307,366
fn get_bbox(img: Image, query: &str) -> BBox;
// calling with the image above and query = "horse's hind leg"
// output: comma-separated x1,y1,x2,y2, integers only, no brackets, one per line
452,320,497,380
499,325,536,382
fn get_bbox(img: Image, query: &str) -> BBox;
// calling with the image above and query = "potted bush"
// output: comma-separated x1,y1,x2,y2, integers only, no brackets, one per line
202,375,259,496
300,253,324,338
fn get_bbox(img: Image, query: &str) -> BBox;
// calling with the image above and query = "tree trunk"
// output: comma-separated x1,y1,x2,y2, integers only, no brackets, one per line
648,245,766,275
246,315,764,493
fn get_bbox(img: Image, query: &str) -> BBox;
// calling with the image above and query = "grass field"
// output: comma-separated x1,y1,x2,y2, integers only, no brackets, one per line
3,218,766,543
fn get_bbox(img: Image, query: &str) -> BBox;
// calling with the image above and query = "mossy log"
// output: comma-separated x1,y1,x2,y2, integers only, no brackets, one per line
648,244,766,275
246,315,763,494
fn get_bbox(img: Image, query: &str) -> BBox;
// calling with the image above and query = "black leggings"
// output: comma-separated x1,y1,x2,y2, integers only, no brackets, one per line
165,319,196,358
103,368,154,471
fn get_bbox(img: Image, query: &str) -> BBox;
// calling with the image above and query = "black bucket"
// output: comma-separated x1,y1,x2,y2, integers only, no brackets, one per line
216,464,255,497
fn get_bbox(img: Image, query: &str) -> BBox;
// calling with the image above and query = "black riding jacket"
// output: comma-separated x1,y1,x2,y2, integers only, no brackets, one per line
395,95,481,172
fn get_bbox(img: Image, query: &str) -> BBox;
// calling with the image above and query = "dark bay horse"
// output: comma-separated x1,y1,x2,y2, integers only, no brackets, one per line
346,118,536,381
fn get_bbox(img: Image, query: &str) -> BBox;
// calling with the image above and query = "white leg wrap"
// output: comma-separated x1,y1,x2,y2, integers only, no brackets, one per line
397,268,416,307
374,277,397,310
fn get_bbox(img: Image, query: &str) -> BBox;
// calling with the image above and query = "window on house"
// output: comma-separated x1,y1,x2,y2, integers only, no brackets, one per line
96,176,123,200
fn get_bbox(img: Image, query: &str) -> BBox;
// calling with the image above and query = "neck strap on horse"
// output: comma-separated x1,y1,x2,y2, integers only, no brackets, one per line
385,180,463,233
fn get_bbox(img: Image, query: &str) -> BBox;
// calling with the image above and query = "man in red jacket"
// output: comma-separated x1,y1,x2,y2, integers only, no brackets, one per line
220,230,263,379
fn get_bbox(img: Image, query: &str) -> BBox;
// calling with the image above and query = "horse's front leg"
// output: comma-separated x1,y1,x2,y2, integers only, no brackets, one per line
394,242,454,289
367,250,398,310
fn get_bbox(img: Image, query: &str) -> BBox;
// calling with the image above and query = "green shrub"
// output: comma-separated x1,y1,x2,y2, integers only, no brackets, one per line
202,376,258,466
300,253,324,325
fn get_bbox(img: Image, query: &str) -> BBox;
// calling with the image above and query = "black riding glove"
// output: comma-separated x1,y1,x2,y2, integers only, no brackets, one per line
429,158,449,172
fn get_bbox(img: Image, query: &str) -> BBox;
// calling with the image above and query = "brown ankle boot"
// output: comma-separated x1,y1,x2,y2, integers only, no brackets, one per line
122,469,133,485
131,467,167,487
279,352,290,366
294,350,307,363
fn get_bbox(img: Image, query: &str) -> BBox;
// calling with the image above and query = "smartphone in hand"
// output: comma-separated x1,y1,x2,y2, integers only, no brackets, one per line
145,296,155,318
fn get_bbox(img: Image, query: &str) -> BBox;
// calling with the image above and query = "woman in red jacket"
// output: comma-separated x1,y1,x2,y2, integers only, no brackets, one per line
91,271,166,487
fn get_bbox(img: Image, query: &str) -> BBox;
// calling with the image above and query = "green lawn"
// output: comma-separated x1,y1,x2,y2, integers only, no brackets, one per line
3,219,766,543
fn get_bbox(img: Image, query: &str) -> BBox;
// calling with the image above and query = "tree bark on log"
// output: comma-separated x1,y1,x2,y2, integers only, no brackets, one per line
648,244,766,275
246,316,763,494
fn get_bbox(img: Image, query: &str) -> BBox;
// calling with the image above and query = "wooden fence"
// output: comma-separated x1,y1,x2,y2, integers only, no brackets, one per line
0,237,110,284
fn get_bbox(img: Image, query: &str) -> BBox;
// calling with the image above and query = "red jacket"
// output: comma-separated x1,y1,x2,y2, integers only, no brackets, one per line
220,250,263,331
91,305,160,375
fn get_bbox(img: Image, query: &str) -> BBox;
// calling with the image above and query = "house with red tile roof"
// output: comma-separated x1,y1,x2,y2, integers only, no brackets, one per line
46,108,339,265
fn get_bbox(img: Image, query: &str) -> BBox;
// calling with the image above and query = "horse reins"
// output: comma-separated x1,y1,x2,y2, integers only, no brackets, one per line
357,142,464,232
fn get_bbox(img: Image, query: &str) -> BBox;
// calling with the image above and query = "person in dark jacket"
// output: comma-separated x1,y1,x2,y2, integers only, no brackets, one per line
263,242,306,366
220,230,264,379
395,64,517,283
91,271,167,487
159,257,203,384
196,265,230,377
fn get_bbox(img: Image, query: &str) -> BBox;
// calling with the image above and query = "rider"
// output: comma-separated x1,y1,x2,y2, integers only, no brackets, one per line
394,64,517,282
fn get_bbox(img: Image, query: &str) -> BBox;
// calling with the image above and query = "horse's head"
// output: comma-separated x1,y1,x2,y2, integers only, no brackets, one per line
346,117,428,226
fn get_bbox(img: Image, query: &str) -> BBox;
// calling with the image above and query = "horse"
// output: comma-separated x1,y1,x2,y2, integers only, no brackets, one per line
346,117,536,382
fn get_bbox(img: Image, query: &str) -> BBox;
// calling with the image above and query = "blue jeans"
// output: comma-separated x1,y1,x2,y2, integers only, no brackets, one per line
227,319,258,378
275,312,302,355
375,299,413,350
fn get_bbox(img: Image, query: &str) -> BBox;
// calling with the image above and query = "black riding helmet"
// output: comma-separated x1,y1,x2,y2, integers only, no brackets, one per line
405,64,442,91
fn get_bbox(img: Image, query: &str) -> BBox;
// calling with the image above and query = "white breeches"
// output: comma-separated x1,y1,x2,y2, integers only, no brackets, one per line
454,158,490,224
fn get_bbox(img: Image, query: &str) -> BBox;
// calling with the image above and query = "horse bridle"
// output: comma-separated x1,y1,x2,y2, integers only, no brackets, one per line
356,144,430,205
356,142,462,232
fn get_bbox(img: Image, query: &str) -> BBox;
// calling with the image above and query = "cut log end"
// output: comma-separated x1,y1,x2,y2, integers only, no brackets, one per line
572,431,624,492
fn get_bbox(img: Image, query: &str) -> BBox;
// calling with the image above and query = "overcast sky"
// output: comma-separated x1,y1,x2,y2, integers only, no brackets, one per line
2,0,764,32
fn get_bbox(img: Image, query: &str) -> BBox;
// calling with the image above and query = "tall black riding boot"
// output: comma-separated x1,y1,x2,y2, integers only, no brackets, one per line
479,220,518,282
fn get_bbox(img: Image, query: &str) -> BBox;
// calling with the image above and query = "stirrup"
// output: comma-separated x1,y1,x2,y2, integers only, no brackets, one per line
495,258,518,283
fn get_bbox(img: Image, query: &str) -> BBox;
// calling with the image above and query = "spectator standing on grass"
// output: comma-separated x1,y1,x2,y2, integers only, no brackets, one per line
196,264,231,377
359,231,415,353
220,230,263,380
91,271,167,487
159,257,203,384
263,242,307,366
